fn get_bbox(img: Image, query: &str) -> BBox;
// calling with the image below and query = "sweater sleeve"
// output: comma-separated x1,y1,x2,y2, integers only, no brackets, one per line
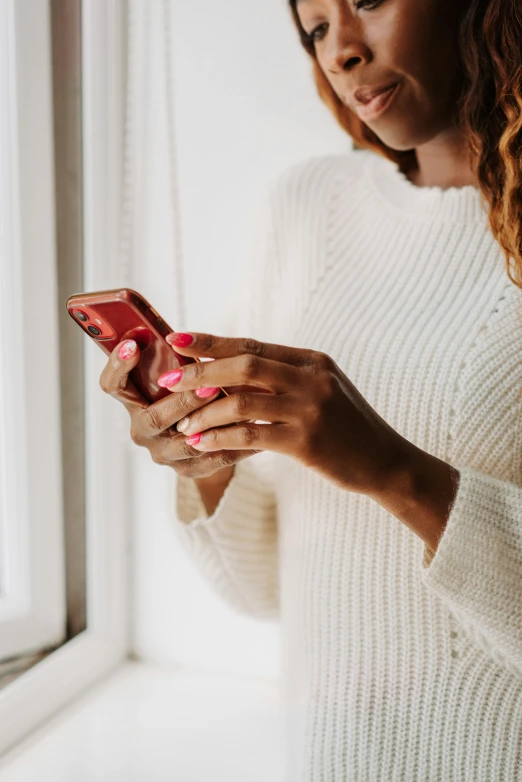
168,172,286,621
420,465,522,677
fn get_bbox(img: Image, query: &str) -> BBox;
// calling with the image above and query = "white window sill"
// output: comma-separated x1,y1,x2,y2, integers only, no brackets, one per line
0,661,286,781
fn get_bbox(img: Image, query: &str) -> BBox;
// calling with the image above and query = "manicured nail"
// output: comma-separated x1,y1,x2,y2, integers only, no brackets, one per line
195,387,219,398
158,369,183,388
185,433,201,446
176,417,190,433
118,340,137,360
166,332,194,347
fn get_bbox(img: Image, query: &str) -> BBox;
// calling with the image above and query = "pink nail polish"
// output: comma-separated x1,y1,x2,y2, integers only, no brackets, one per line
118,340,137,360
167,332,194,347
158,369,183,387
185,433,201,446
195,387,219,398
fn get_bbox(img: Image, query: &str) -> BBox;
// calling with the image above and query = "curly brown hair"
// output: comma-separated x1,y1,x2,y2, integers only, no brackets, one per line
288,0,522,292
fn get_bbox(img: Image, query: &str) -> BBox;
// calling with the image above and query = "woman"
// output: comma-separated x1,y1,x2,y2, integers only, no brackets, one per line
101,0,522,778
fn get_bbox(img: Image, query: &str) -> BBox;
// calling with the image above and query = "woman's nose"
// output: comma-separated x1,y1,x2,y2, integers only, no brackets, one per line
321,21,366,74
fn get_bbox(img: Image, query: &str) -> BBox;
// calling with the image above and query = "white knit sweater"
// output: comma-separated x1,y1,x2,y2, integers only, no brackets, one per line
171,150,522,781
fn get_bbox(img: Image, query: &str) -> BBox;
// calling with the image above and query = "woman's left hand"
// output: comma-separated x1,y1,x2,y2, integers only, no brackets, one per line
159,332,411,497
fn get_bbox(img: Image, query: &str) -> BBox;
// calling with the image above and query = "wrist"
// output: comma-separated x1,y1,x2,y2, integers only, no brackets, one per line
194,465,235,517
367,431,415,501
370,439,460,553
195,464,235,485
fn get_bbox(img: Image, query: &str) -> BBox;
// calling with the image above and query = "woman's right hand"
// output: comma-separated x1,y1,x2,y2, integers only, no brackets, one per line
98,339,259,480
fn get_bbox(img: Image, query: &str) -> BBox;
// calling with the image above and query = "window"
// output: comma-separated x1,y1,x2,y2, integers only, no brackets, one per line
0,0,67,671
0,0,130,758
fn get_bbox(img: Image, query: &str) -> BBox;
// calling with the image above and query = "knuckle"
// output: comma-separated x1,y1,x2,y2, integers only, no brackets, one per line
129,425,144,446
98,374,110,394
99,371,125,398
318,371,338,402
240,353,261,381
144,405,165,433
178,439,203,459
180,390,197,411
197,333,214,352
191,361,205,383
305,402,323,433
176,391,199,419
242,425,259,446
232,392,251,417
239,337,264,356
174,459,195,477
205,429,219,447
99,373,116,396
314,351,334,372
211,452,233,470
150,449,167,466
149,448,171,467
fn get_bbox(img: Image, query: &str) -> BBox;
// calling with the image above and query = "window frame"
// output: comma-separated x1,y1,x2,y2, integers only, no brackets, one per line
0,0,130,758
0,0,66,663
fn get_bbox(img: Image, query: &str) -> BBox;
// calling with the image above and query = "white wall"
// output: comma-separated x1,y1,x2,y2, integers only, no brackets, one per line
129,0,351,677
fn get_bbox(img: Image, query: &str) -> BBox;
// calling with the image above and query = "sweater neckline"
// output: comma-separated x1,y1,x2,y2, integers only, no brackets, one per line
365,151,488,222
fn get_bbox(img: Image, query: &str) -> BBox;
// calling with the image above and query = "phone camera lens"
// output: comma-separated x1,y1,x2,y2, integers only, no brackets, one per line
87,325,101,336
73,309,88,322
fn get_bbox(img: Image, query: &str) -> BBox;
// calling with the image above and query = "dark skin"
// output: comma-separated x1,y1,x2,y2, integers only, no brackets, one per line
296,0,478,188
100,0,472,555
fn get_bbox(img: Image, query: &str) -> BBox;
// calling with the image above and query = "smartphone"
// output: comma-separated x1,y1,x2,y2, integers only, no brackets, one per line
66,287,229,404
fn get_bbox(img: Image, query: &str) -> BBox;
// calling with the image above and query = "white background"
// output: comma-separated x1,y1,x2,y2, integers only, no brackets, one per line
0,0,353,775
128,0,350,677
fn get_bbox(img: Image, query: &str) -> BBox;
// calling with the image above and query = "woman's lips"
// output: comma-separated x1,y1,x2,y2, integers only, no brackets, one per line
353,82,400,122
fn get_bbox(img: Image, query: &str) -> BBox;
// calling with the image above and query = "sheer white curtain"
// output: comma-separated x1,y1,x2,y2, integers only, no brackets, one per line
125,0,350,676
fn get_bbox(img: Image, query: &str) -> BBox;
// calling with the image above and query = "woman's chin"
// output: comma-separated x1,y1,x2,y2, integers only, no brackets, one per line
366,122,419,152
370,118,440,153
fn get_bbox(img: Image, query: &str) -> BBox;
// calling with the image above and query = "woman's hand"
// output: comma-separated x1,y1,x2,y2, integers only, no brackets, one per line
98,339,261,479
160,331,411,497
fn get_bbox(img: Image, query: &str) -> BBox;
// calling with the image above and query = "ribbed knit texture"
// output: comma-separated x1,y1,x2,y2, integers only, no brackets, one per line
171,150,522,781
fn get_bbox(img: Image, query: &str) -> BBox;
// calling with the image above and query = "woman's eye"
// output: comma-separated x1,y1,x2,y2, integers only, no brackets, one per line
305,0,384,42
355,0,384,9
303,0,384,43
307,23,328,43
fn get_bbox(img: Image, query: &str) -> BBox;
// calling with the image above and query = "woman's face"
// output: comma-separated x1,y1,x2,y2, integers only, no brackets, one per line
295,0,468,151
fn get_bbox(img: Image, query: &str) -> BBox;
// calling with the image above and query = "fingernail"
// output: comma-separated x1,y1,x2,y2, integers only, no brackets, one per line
118,340,137,360
195,386,219,398
176,417,190,433
158,369,183,387
185,433,201,446
167,332,194,347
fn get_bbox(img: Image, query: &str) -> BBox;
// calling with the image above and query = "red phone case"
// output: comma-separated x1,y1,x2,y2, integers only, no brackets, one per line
65,287,228,404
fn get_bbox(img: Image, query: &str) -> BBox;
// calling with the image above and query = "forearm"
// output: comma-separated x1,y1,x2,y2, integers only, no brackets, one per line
194,465,236,516
370,441,461,555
